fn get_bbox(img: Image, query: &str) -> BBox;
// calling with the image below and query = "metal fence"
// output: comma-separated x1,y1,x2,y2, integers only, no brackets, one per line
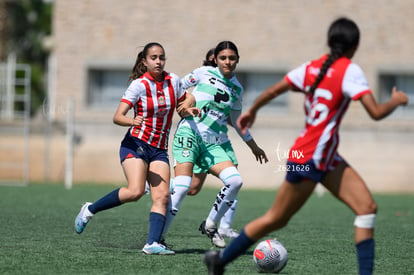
0,53,31,186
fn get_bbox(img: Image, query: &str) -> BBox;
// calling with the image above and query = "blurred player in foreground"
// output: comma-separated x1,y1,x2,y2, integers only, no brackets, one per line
204,17,408,274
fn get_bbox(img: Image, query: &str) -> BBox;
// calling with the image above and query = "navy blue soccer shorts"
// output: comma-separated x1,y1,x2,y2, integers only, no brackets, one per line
119,133,169,165
285,160,326,184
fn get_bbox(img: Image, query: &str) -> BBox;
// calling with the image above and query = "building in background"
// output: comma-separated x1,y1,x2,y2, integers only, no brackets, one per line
14,0,414,191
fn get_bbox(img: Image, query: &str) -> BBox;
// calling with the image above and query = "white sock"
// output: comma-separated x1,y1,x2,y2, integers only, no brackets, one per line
219,198,238,229
162,175,192,236
85,204,94,218
208,167,242,224
205,217,216,229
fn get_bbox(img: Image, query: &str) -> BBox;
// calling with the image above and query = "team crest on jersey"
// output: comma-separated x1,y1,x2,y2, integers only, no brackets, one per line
158,95,165,105
186,74,196,84
182,149,190,158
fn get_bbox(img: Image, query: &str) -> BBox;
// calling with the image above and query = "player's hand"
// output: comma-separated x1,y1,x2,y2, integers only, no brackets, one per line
185,107,201,119
391,86,408,106
177,93,195,113
252,146,269,164
131,115,144,126
237,110,256,135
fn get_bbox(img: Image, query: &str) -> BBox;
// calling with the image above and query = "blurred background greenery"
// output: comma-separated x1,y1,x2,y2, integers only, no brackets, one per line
0,0,52,115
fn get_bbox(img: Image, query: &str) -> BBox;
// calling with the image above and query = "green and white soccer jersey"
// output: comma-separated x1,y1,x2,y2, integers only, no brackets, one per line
173,66,243,171
179,66,243,144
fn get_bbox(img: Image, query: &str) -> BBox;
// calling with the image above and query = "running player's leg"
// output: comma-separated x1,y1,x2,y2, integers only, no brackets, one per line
162,162,193,237
198,161,240,248
163,127,199,237
322,160,377,275
142,160,174,255
187,172,207,195
207,162,241,224
74,157,147,234
218,142,240,238
189,170,240,238
206,179,316,270
218,198,239,238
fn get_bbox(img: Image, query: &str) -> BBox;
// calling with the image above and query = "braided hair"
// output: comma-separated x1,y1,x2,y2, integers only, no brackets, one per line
308,17,360,94
128,42,164,82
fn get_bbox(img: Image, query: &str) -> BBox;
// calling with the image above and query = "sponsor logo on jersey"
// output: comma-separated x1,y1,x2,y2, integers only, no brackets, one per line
156,108,168,117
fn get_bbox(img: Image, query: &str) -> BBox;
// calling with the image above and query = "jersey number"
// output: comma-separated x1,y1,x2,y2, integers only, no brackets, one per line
305,88,332,126
177,136,193,148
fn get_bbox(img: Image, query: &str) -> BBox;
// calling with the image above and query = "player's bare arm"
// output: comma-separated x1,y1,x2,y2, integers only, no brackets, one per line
359,87,408,120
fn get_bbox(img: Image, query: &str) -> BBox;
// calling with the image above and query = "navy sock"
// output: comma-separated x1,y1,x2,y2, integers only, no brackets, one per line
88,188,122,214
356,238,375,275
220,229,255,265
147,212,166,245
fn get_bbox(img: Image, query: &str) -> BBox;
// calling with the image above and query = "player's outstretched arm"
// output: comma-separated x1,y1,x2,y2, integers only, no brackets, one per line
245,138,269,164
237,78,292,134
359,87,408,120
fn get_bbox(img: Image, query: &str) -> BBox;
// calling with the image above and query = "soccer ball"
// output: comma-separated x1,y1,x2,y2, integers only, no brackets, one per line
253,239,288,273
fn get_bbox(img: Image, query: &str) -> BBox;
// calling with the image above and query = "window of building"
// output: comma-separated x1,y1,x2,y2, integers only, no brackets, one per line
86,68,291,113
87,68,130,109
378,72,414,116
237,71,288,112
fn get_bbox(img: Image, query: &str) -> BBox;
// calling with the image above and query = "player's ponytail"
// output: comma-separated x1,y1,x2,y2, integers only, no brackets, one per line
203,48,217,67
129,51,146,82
308,17,360,94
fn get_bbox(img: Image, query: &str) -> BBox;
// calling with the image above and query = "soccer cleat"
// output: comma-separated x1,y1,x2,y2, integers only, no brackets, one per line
218,227,239,239
74,202,93,234
160,238,174,249
142,242,175,255
199,220,226,248
204,250,225,275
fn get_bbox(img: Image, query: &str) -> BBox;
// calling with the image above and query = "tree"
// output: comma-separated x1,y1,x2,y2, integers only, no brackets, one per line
2,0,52,115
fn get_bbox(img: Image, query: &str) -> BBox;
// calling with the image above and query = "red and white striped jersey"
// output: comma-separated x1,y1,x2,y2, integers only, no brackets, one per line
121,71,186,149
285,55,371,170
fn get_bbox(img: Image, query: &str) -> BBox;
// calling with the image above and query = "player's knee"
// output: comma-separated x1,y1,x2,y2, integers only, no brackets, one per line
367,201,378,214
125,189,145,201
220,166,243,191
357,200,378,216
152,192,169,206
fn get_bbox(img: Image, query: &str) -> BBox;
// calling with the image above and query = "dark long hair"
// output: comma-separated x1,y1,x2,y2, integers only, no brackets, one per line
128,42,164,82
308,17,360,94
214,41,240,61
203,48,216,67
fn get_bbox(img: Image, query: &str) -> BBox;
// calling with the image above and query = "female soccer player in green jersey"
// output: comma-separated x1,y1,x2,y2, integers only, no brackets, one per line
163,41,268,248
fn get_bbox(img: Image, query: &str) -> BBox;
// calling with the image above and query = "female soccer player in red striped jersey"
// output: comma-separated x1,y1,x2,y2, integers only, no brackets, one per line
74,42,199,255
204,18,408,275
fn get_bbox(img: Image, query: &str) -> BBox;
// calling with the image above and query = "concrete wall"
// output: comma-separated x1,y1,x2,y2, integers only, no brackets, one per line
14,0,414,192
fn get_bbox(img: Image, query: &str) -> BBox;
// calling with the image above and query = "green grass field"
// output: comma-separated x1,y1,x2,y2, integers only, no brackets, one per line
0,184,412,275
